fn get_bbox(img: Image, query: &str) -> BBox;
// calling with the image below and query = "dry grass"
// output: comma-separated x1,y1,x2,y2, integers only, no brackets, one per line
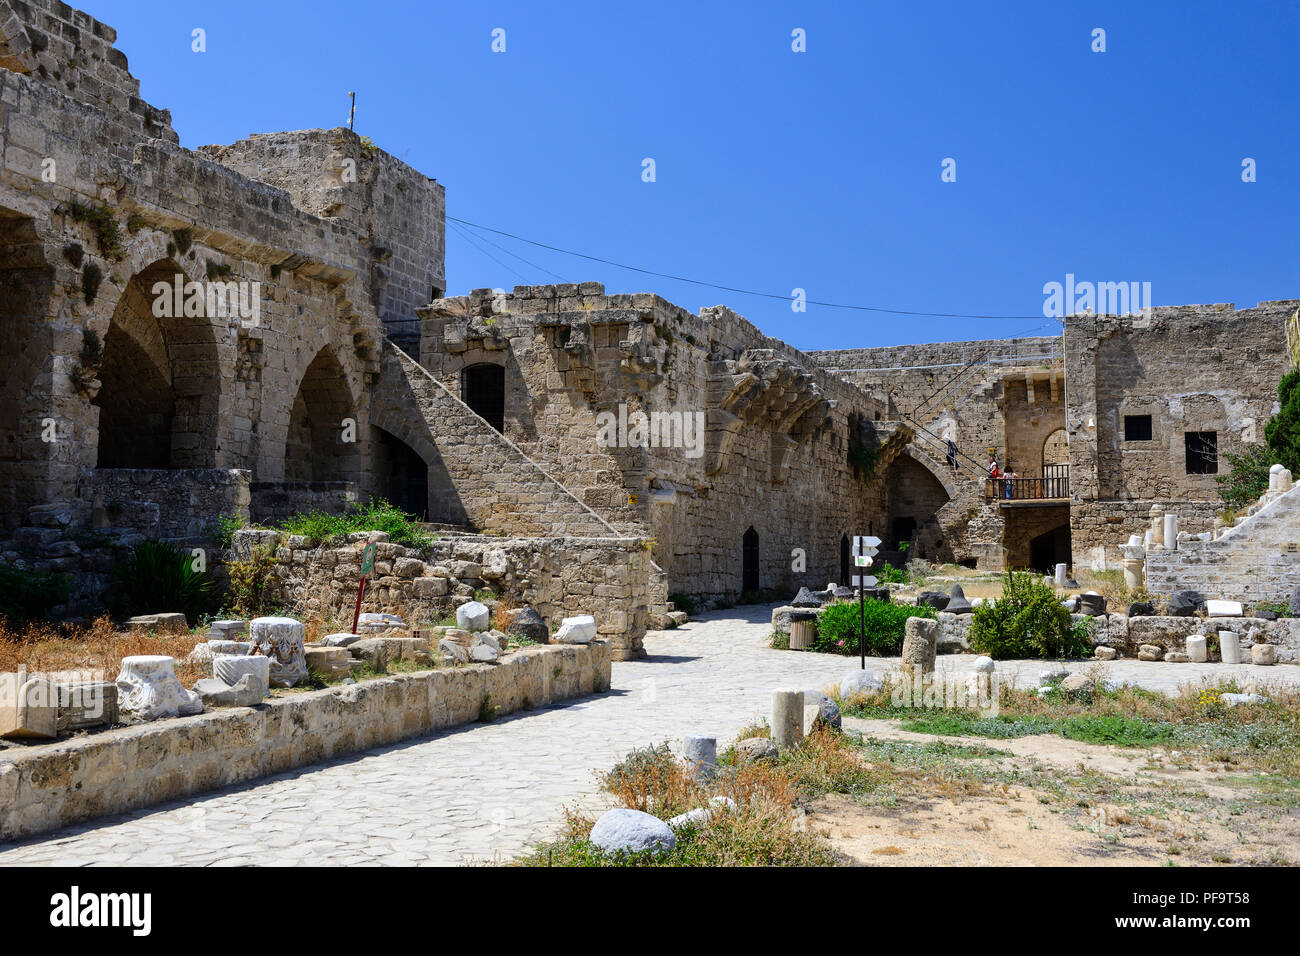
521,728,892,866
0,616,207,686
492,594,519,634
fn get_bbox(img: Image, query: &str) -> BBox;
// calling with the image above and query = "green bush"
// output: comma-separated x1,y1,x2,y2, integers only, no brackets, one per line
968,571,1089,659
109,540,211,626
812,599,935,656
1216,443,1272,513
1265,368,1300,476
277,498,434,549
668,592,699,615
0,561,71,622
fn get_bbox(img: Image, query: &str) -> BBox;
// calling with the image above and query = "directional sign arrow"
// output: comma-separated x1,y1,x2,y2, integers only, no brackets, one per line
851,575,878,588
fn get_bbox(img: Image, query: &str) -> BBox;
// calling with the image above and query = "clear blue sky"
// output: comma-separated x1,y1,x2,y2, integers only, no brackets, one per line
92,0,1299,349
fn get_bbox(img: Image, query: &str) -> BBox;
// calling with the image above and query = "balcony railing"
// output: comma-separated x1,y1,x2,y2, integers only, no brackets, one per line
985,465,1070,502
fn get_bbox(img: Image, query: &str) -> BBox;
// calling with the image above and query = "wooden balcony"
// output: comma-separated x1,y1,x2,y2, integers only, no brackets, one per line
984,465,1070,505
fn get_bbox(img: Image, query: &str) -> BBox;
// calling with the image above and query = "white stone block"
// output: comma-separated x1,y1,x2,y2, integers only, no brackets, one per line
1219,630,1242,664
212,654,270,699
249,617,307,687
1206,600,1244,617
1185,634,1207,663
455,601,490,632
115,655,203,721
555,614,596,644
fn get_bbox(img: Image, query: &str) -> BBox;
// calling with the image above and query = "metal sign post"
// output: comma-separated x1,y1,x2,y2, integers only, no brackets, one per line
853,536,882,669
351,541,377,635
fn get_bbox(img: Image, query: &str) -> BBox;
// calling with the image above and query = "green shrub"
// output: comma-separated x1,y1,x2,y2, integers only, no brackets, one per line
1216,443,1272,513
277,498,434,549
209,513,245,550
1265,368,1300,475
812,599,935,656
968,571,1088,659
223,545,278,617
109,540,211,625
875,563,908,584
0,561,72,622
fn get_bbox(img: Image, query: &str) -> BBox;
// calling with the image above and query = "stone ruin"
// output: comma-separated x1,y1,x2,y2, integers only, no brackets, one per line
0,0,1295,653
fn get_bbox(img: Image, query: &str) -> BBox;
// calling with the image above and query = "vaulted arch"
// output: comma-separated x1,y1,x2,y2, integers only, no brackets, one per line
284,346,359,482
94,259,221,468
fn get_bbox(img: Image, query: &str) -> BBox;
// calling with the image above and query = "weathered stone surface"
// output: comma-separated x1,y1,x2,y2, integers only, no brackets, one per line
682,736,717,780
357,612,406,634
1166,590,1204,617
668,796,735,829
800,691,841,731
1164,652,1189,662
193,674,264,707
455,601,490,632
1060,673,1095,699
555,615,596,644
126,613,189,635
249,617,308,688
1221,693,1267,707
1094,646,1117,660
1185,634,1208,662
1078,593,1107,616
945,585,973,615
305,646,352,679
208,620,248,639
469,635,500,662
839,669,884,699
772,689,804,748
1138,644,1164,661
116,656,203,722
916,591,950,611
589,808,676,855
211,655,270,699
349,637,432,670
319,632,362,647
1207,600,1244,617
438,638,469,664
900,617,938,676
1127,601,1156,617
0,673,57,740
56,681,118,733
734,736,779,762
1251,643,1276,666
506,606,548,643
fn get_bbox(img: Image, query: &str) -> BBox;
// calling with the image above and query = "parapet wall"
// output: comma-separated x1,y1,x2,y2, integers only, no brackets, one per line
0,641,611,842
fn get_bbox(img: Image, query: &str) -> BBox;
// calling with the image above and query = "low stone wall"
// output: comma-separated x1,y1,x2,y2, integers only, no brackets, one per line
249,481,358,523
0,641,611,842
86,468,251,546
237,529,649,659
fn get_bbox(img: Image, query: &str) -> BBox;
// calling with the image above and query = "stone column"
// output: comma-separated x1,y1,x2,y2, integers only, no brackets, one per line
901,617,938,678
682,735,716,781
1185,634,1207,663
1219,630,1241,664
1163,514,1178,552
1148,504,1165,549
772,690,804,748
1054,563,1067,587
1120,543,1145,592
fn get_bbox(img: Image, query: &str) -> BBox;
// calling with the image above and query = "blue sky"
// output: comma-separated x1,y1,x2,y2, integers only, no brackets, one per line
92,0,1299,349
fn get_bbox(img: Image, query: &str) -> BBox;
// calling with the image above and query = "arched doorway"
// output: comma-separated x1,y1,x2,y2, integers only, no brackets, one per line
462,363,505,432
883,455,951,558
94,260,220,468
742,526,759,593
372,426,428,519
285,348,357,481
1042,428,1069,469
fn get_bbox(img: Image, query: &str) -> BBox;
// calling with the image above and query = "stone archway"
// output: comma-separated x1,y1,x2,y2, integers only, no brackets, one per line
93,259,221,468
1042,428,1069,469
883,453,952,557
284,347,359,482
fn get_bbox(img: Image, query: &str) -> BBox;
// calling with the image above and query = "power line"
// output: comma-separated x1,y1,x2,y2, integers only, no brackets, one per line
449,214,1047,320
447,220,529,283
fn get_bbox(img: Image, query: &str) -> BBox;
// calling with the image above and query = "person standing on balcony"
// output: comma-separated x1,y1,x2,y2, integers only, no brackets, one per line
1004,464,1017,498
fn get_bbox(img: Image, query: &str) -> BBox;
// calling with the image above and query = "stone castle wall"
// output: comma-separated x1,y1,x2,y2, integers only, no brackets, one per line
417,284,904,598
1065,303,1296,568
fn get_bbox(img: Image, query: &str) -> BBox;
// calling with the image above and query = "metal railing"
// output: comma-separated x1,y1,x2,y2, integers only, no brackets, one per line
985,465,1070,502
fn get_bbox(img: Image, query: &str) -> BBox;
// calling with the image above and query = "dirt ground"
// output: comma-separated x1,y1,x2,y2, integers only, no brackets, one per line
814,719,1300,866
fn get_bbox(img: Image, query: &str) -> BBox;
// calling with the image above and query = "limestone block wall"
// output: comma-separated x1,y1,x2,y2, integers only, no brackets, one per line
247,529,650,659
249,480,358,523
417,285,898,598
197,129,445,349
810,337,1064,569
0,641,611,841
371,342,618,537
1065,303,1296,568
1144,482,1300,605
85,467,250,546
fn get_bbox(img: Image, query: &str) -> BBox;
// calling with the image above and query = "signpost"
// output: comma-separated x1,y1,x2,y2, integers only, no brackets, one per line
853,536,881,670
351,541,377,635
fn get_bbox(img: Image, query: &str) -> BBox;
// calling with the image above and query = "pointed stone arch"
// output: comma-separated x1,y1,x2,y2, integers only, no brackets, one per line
93,258,222,468
284,345,360,482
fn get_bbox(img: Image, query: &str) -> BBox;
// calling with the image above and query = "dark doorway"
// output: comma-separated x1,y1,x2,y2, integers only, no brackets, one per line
839,533,850,586
1029,524,1072,573
890,516,917,551
742,526,759,593
462,363,505,432
374,428,428,520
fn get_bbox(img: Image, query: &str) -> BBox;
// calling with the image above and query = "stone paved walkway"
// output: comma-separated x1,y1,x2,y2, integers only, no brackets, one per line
2,605,1297,866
